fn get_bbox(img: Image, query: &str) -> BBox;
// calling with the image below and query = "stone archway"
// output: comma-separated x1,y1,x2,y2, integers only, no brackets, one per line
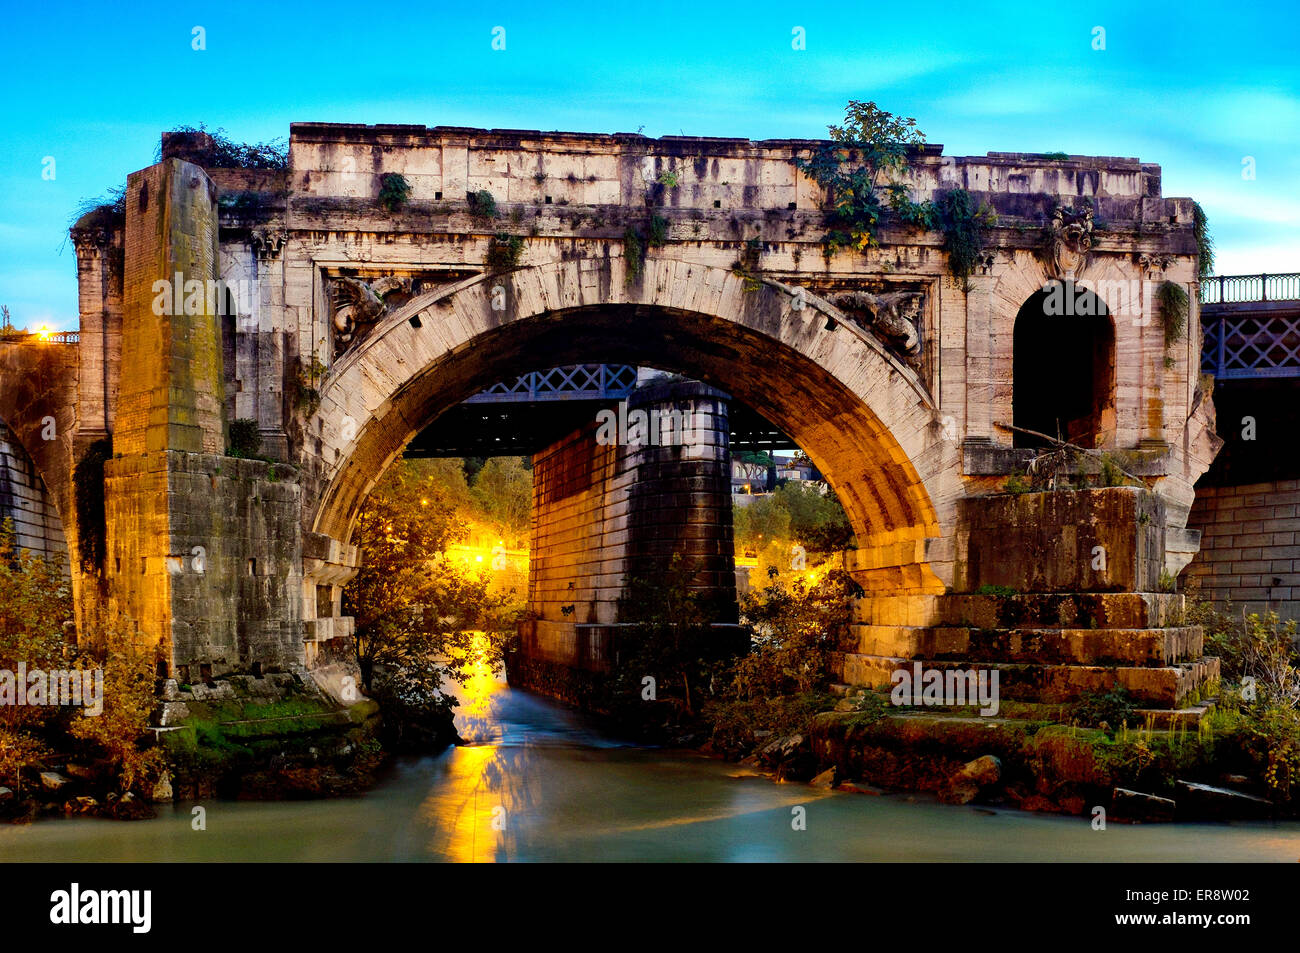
0,340,78,546
304,257,964,598
1012,283,1116,449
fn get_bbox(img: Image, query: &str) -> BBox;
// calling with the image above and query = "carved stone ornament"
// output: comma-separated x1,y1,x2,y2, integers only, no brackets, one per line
330,276,410,357
1044,206,1094,280
830,290,925,368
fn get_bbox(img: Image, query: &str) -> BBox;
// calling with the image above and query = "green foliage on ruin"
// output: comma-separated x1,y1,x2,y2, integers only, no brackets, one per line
648,214,670,248
1193,202,1215,279
1158,280,1189,351
622,225,645,285
794,101,995,286
292,355,328,417
468,189,498,220
936,188,998,289
226,418,262,459
486,233,525,270
1002,473,1033,495
1069,686,1136,738
157,124,289,170
729,237,763,291
378,172,412,212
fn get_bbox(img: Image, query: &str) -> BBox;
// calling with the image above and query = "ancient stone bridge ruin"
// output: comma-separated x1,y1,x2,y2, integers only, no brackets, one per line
0,122,1227,711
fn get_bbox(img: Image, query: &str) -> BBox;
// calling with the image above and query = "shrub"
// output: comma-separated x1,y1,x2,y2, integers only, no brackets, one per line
486,233,524,270
1070,686,1136,737
68,629,167,794
227,418,262,458
468,189,498,220
378,172,412,212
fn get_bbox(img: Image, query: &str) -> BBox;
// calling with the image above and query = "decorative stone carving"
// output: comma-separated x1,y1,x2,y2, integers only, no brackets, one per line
830,290,924,368
1043,206,1094,280
250,228,288,260
1138,252,1173,279
329,276,410,356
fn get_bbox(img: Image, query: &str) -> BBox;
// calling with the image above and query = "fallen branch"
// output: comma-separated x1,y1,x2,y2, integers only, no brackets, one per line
992,422,1148,487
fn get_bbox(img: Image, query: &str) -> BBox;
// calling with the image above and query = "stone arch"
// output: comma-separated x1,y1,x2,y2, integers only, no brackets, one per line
1012,282,1116,448
306,257,964,593
0,341,78,529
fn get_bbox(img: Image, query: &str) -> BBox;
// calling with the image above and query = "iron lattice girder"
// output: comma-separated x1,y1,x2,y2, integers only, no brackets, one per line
1202,308,1300,380
464,364,639,403
408,365,798,458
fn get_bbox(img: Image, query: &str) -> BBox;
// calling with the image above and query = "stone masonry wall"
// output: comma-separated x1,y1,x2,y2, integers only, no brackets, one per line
521,380,734,675
1183,481,1300,621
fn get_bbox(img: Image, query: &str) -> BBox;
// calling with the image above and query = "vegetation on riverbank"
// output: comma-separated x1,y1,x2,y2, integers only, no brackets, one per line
600,550,1300,819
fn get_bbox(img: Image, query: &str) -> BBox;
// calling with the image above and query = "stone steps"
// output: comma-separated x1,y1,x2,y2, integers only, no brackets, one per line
834,652,1221,708
827,685,1219,727
852,591,1183,629
842,624,1204,666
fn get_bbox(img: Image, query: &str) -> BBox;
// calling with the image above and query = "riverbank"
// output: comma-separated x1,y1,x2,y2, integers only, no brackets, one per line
2,678,1298,862
704,692,1287,823
0,674,388,824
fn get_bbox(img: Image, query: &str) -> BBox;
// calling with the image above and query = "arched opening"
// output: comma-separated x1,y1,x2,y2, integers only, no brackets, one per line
315,300,946,577
301,259,964,742
1012,283,1116,448
0,417,69,573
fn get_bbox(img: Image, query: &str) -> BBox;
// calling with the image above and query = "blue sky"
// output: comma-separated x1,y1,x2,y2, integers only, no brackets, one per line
1,0,1296,331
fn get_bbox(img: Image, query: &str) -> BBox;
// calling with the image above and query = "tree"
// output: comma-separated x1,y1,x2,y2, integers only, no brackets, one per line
774,482,854,552
345,459,470,689
733,495,790,553
0,519,71,789
795,101,928,253
344,459,523,746
732,450,775,487
469,456,532,546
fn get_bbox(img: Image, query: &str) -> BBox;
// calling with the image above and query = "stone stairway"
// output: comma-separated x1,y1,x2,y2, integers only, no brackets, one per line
833,488,1221,712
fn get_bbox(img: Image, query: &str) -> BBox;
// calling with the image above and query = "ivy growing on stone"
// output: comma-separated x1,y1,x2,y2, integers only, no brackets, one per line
730,237,763,292
937,188,998,289
486,233,525,271
623,225,645,285
794,101,996,287
1193,202,1214,279
1159,280,1189,351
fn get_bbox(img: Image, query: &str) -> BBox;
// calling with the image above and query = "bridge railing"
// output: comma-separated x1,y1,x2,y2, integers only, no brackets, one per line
0,330,79,345
1200,273,1300,305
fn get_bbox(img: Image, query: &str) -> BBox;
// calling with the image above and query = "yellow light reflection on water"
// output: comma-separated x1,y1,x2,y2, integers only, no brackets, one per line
418,633,533,862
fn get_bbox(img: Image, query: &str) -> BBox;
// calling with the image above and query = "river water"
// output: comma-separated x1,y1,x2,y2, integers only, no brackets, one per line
3,667,1300,862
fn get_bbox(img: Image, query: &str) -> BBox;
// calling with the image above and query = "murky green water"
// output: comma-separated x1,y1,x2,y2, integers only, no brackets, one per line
3,674,1299,862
